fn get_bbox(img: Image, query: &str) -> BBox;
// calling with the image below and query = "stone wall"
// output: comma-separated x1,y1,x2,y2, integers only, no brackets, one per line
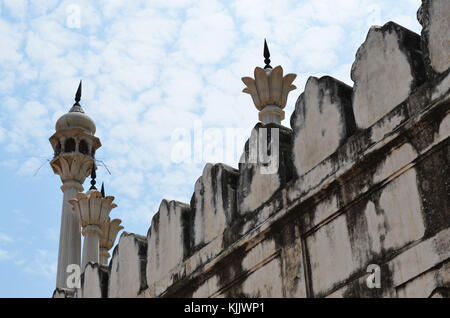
76,1,450,298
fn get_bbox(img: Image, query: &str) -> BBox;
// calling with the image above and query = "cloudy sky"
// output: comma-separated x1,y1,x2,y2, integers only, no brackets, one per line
0,0,422,297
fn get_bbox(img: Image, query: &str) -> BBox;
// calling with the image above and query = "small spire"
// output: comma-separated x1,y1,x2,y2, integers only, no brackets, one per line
101,182,105,198
89,162,97,191
74,80,82,106
264,39,272,70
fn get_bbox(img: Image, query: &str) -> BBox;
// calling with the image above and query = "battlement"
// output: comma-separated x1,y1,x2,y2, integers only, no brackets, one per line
60,0,450,298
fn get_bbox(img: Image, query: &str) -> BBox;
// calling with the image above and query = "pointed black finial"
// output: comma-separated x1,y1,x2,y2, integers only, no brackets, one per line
264,39,272,70
101,182,105,198
74,80,82,106
89,162,97,190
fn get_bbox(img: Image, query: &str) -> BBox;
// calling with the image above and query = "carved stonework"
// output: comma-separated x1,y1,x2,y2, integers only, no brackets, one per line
49,128,101,158
50,153,94,184
70,190,118,229
99,217,124,265
69,190,118,268
242,66,297,124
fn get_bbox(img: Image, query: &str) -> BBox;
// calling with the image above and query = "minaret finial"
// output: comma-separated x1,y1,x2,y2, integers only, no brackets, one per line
89,162,97,190
101,182,105,198
242,39,297,124
264,39,272,70
74,80,82,106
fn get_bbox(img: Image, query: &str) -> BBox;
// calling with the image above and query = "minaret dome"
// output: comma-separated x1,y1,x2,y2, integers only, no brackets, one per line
55,81,96,135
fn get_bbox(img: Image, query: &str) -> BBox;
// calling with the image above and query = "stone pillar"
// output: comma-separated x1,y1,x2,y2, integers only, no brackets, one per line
238,44,297,215
51,154,93,289
56,180,83,289
82,226,102,269
237,123,293,215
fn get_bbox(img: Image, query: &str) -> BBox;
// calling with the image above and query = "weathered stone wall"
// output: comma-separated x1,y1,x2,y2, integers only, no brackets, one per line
418,0,450,76
190,164,239,251
76,1,450,298
108,232,147,298
351,21,426,129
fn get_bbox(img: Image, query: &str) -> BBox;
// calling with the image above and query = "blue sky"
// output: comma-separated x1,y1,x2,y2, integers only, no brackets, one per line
0,0,422,297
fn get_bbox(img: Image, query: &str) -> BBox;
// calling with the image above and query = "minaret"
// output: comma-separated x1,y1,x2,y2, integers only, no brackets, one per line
69,174,118,270
242,39,297,124
49,81,101,289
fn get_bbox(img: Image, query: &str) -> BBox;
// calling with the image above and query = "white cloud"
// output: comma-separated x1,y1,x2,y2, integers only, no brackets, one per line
0,233,13,244
18,157,46,177
179,1,236,64
391,14,422,33
111,170,145,199
330,63,354,86
12,209,31,225
0,19,24,64
3,0,28,20
23,249,57,278
0,249,11,261
119,202,154,226
4,101,51,154
0,126,5,143
28,0,59,17
14,258,26,266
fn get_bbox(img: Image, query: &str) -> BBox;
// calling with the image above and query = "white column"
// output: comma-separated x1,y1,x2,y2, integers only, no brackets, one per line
56,181,83,289
81,225,101,270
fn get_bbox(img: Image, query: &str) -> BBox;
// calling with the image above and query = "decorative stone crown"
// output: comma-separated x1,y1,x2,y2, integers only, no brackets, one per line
51,154,93,184
242,43,297,124
69,190,118,234
100,217,124,251
242,66,297,111
98,217,123,265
